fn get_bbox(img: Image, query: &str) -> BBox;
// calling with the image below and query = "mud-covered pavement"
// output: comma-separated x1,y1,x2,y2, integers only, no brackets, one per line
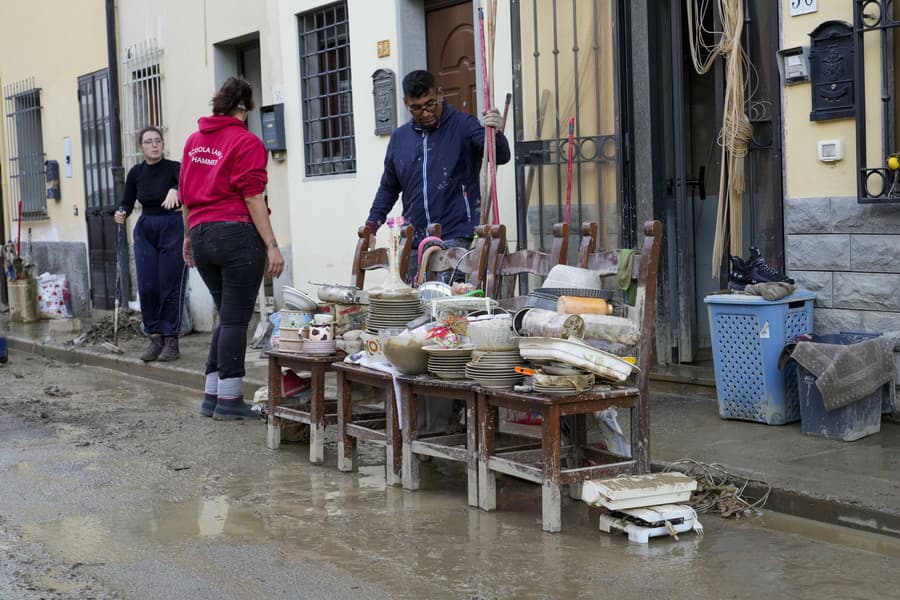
2,355,900,600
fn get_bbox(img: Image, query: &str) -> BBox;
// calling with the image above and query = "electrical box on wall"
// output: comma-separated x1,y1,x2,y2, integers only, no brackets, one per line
777,46,809,85
260,104,286,152
45,159,61,200
818,139,844,163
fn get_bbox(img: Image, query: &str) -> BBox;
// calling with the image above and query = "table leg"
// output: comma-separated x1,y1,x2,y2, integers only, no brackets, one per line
309,364,326,464
477,393,497,511
384,384,402,487
267,357,282,450
336,371,357,473
401,382,420,491
541,404,562,533
465,394,478,507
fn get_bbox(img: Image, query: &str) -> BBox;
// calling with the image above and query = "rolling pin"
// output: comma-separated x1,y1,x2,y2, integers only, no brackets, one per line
557,296,613,315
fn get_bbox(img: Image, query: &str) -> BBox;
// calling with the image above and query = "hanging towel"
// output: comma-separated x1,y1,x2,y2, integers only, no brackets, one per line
617,249,638,305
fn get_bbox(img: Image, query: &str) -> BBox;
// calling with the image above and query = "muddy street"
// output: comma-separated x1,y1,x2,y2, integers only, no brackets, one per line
1,355,899,599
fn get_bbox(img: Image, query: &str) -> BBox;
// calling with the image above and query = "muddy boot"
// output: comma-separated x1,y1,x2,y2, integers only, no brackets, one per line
140,334,164,362
158,337,180,362
213,397,259,421
200,394,217,417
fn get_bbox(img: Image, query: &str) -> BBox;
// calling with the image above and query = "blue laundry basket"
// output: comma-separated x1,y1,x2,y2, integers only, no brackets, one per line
704,290,815,425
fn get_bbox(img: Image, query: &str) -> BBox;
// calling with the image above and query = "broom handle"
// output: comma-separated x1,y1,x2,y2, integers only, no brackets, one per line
565,117,575,225
478,6,499,225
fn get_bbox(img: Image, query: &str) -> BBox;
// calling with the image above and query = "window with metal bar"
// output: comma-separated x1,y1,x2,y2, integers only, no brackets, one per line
121,39,164,171
854,0,900,203
3,78,47,220
298,1,356,176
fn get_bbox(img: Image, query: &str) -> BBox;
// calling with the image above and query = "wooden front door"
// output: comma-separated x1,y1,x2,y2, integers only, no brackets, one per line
426,1,477,116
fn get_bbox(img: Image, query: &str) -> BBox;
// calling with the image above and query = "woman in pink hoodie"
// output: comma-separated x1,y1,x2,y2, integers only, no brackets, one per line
180,77,284,420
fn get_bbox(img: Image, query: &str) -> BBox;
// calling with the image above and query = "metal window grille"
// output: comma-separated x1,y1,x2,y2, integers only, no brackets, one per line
3,78,47,220
854,0,900,203
298,1,356,176
121,39,164,171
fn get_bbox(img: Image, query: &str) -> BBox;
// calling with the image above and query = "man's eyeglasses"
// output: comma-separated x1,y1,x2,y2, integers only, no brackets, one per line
142,138,163,146
407,98,439,115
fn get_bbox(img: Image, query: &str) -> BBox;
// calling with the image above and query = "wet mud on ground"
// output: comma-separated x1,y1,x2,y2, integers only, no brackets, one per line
2,356,900,599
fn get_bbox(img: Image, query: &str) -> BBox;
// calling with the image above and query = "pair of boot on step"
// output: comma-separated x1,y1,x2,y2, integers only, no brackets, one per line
141,334,180,362
200,373,258,421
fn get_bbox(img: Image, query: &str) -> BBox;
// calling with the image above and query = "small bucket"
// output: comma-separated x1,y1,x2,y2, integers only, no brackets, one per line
8,279,39,323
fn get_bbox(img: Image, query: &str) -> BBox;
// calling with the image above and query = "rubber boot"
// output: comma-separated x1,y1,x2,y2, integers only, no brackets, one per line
141,334,164,362
200,394,217,417
213,397,259,421
158,337,180,362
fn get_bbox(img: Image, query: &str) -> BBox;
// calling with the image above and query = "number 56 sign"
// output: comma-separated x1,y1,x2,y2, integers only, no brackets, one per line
790,0,817,17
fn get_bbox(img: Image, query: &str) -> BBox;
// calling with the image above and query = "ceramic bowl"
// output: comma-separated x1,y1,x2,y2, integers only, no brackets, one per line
384,335,429,374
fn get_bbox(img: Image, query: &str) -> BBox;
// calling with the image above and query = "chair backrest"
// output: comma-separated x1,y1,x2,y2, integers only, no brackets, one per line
350,223,414,289
576,221,599,268
417,223,493,290
487,222,569,302
585,220,663,386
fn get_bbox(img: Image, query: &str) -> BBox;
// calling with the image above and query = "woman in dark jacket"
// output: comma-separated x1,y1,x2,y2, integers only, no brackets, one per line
115,126,187,362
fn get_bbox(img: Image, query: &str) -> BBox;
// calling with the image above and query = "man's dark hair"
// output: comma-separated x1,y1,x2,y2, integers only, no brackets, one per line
402,70,437,98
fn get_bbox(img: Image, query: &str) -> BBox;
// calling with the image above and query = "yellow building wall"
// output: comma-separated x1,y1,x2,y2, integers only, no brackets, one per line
782,2,882,199
0,1,108,245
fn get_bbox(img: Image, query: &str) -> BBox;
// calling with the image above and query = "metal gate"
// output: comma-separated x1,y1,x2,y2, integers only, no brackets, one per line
78,69,118,310
509,0,634,254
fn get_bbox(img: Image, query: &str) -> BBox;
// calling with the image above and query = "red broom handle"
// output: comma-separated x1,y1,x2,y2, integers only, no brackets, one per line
478,6,500,225
565,117,575,225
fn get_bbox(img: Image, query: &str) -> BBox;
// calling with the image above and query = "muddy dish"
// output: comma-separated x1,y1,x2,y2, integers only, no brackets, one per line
467,314,517,351
383,335,429,375
518,337,638,383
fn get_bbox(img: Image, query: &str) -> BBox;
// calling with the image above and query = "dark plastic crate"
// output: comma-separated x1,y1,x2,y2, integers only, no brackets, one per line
796,332,889,441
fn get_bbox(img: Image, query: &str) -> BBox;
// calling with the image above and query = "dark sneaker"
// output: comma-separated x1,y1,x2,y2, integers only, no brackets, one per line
213,397,259,421
747,246,794,284
140,335,164,362
158,337,180,362
200,393,217,417
728,255,753,289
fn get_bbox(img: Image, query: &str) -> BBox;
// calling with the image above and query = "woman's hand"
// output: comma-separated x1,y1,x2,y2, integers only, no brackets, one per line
114,210,126,224
267,246,284,278
162,189,180,210
183,237,195,268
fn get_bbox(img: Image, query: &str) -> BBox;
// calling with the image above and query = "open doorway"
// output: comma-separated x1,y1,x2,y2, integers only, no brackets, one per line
213,34,263,138
653,0,784,365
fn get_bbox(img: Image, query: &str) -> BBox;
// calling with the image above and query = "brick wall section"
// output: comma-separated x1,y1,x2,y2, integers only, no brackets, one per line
785,197,900,385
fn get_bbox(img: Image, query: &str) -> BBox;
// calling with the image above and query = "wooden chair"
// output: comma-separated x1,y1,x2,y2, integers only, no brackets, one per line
351,223,414,289
486,222,569,308
477,220,663,532
576,221,599,268
416,223,493,291
267,223,414,464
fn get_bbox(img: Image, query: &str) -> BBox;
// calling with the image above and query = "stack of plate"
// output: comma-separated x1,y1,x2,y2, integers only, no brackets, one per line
301,339,337,355
464,350,524,389
423,345,473,380
366,294,424,334
531,362,594,395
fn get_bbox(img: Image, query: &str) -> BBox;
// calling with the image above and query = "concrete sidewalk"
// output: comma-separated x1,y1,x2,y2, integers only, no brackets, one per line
3,316,898,539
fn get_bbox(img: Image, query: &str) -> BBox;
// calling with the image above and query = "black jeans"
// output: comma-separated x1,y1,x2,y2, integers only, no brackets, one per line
190,221,265,379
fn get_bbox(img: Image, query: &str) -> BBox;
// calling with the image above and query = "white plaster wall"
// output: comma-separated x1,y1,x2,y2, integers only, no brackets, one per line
277,0,517,295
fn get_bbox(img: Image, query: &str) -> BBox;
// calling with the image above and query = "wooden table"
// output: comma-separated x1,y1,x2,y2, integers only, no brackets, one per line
477,385,647,532
333,362,401,486
266,349,345,463
396,375,481,506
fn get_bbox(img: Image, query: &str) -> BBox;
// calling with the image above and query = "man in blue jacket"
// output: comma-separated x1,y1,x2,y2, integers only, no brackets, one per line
366,70,510,279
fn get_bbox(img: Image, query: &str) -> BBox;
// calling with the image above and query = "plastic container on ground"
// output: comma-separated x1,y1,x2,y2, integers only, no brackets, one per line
795,332,893,441
704,290,815,425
